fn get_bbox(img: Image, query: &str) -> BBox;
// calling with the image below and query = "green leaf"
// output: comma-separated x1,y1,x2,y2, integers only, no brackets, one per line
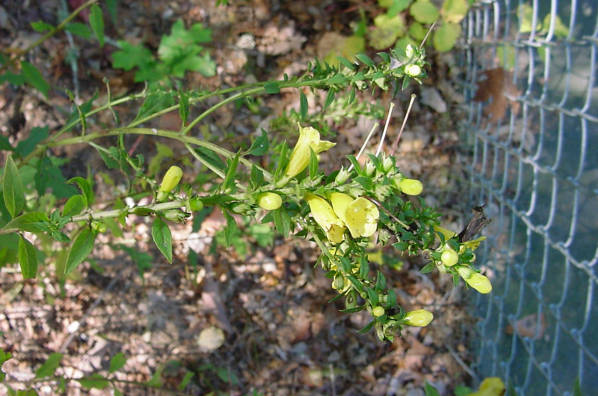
35,353,63,378
15,126,49,158
178,91,190,125
222,154,240,192
109,352,126,373
62,194,86,217
248,130,269,156
249,223,274,247
1,212,49,233
264,82,280,94
323,90,335,110
78,373,110,390
194,147,226,173
308,148,318,179
135,89,175,121
420,261,436,274
359,256,370,278
424,382,441,396
272,208,291,238
0,71,25,86
2,154,25,217
18,235,38,279
65,22,91,38
177,371,194,391
223,211,236,247
106,0,118,23
152,216,172,263
454,385,473,396
117,245,153,276
35,156,77,198
433,22,461,52
89,4,104,47
368,14,406,50
299,91,308,120
112,41,155,71
65,228,96,274
31,21,54,32
355,53,375,67
442,0,469,24
68,176,93,206
410,0,439,24
0,348,12,381
250,165,265,188
573,378,582,396
386,0,412,15
21,61,50,97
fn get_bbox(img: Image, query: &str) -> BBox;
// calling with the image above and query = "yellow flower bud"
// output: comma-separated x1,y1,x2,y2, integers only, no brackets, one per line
399,178,423,196
257,192,282,211
468,377,505,396
441,247,459,266
159,166,183,193
305,193,346,244
403,309,434,327
372,306,385,317
457,266,492,294
285,125,335,178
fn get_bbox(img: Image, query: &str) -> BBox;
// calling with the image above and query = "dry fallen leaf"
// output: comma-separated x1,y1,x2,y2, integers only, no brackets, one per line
505,313,547,339
473,67,521,123
197,326,226,351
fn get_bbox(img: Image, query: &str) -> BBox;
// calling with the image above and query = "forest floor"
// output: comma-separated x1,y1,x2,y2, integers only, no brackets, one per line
0,1,485,395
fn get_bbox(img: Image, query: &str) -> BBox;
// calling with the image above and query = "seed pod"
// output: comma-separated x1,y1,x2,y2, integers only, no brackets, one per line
257,192,282,211
403,309,434,327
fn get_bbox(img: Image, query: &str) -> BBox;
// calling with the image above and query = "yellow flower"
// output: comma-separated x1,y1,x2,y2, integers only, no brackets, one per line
330,192,379,238
403,309,434,327
467,377,505,396
399,178,423,195
457,266,492,294
285,125,335,178
434,225,457,240
305,193,346,244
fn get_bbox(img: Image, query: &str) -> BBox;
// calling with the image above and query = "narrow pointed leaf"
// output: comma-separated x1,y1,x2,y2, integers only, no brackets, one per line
152,216,172,263
65,228,96,274
18,235,38,279
89,4,105,47
2,154,25,217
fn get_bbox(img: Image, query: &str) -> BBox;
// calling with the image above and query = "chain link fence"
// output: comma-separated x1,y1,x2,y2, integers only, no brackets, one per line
456,0,597,394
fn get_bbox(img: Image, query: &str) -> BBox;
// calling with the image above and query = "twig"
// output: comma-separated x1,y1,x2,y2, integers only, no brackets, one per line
375,102,395,156
349,123,378,171
389,94,416,156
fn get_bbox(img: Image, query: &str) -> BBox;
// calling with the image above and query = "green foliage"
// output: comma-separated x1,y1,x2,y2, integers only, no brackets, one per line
35,352,63,378
112,19,215,83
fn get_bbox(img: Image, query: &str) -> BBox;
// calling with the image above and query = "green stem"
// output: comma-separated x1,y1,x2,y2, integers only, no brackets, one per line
71,199,186,222
48,127,272,179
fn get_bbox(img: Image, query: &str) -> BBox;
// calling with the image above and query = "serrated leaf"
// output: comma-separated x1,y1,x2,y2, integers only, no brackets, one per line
2,154,25,217
109,352,126,373
410,0,439,24
62,194,86,217
89,4,104,47
299,91,308,120
135,89,175,121
65,22,91,38
65,228,96,274
433,22,461,52
248,130,269,156
441,0,469,24
68,176,93,206
21,61,50,97
78,373,110,389
152,216,172,263
15,126,49,158
18,235,38,279
31,21,54,32
112,41,155,71
35,353,63,378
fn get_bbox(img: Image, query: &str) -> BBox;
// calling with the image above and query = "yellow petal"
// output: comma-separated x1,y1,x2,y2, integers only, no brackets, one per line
285,125,335,178
330,192,354,224
305,193,345,243
434,225,456,240
344,197,379,238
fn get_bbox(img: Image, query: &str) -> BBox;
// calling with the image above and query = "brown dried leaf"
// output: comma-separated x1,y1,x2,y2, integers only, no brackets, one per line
473,68,521,123
505,313,547,339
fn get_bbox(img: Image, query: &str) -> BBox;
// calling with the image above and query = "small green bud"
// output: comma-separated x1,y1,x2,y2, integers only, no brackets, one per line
91,221,106,233
335,167,351,184
257,192,282,211
441,247,459,267
189,197,204,212
372,306,385,317
162,209,189,223
382,156,393,172
399,178,423,196
231,203,252,215
403,309,433,327
365,161,376,176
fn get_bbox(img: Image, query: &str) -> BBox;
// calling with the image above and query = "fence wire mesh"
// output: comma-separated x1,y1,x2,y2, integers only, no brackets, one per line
457,0,597,394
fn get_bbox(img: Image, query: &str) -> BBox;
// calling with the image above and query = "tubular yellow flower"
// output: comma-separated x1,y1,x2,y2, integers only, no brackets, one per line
403,309,434,327
344,197,379,238
457,266,492,294
330,192,353,224
257,192,282,210
305,193,346,244
285,125,335,178
159,166,183,193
